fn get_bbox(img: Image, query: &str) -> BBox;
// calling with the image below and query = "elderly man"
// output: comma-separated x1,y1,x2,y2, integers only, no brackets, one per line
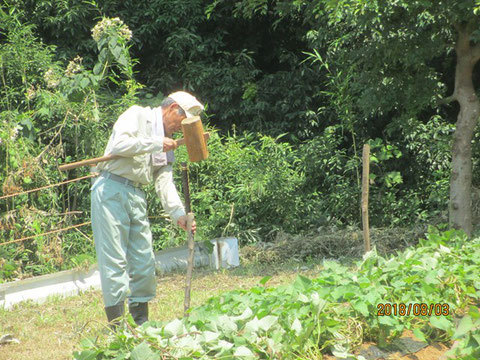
90,91,202,327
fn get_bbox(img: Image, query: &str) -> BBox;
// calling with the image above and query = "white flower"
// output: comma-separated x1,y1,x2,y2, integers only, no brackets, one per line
26,85,37,100
91,17,132,43
119,26,132,41
44,69,60,89
10,125,22,141
65,56,83,77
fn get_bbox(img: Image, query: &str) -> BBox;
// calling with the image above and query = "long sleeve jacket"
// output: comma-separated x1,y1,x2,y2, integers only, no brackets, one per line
97,105,185,223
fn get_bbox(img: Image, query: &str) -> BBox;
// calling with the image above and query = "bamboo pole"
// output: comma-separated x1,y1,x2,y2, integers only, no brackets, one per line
362,144,371,253
0,221,91,247
0,174,97,200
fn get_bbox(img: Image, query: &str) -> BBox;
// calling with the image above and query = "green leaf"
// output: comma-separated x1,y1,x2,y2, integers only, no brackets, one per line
93,62,103,76
293,275,312,291
291,318,302,335
130,342,157,360
164,319,184,337
37,107,51,117
352,300,369,317
117,54,128,67
259,276,272,285
80,77,90,89
201,331,220,344
216,315,238,335
452,316,474,339
231,307,253,322
244,317,260,333
472,334,480,346
112,45,122,60
109,36,118,49
72,350,97,360
378,315,398,327
233,346,255,358
429,316,453,332
99,48,109,63
258,315,278,332
412,328,427,342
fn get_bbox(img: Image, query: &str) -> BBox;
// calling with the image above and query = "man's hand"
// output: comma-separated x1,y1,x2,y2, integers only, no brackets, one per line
163,137,178,152
177,215,197,234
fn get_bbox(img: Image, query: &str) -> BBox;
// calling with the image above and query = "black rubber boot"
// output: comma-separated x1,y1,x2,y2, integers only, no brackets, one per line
128,302,148,326
105,303,124,330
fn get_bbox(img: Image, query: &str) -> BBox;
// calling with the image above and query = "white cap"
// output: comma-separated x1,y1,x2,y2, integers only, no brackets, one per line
168,91,204,118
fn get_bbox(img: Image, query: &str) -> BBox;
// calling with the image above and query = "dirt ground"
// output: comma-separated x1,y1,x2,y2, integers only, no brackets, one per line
323,343,450,360
324,330,452,360
396,343,450,360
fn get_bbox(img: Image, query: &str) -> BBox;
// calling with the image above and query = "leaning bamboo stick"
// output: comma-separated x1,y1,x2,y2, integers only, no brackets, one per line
0,174,97,201
0,221,91,247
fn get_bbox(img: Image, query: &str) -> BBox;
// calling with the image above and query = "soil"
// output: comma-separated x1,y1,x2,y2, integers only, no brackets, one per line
394,343,450,360
324,330,452,360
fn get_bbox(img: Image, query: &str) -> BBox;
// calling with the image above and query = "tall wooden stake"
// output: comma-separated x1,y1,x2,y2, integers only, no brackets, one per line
362,144,371,253
181,162,195,316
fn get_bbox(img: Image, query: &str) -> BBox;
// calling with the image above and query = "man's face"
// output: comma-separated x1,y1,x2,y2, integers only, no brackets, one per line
163,103,186,135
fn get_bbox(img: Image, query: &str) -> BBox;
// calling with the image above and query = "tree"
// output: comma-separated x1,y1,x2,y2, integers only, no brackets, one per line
315,0,480,235
5,0,325,139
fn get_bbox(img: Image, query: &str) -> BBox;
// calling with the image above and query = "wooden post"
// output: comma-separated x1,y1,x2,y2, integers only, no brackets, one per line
184,212,195,315
181,162,195,317
362,144,371,253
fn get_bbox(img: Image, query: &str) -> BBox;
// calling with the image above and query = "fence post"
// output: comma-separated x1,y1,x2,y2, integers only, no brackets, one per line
362,144,371,253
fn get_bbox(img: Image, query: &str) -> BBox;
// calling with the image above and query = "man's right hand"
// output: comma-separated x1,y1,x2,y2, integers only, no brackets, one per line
177,215,196,234
163,137,178,152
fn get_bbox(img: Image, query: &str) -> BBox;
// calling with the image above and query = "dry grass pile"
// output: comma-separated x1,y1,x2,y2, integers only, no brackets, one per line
241,226,427,264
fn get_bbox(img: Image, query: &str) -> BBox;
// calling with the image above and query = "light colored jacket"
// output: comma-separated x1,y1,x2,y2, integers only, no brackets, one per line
97,105,185,222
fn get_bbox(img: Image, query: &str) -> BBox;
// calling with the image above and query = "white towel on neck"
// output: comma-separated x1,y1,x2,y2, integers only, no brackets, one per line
152,108,175,166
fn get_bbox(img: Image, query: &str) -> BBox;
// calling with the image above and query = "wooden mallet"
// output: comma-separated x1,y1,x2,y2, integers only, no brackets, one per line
57,130,209,171
180,116,209,163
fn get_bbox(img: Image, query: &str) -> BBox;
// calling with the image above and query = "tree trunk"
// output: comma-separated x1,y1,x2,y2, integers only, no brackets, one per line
450,27,480,236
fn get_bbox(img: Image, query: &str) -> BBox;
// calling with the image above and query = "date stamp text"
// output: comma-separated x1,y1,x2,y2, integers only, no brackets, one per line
377,303,450,316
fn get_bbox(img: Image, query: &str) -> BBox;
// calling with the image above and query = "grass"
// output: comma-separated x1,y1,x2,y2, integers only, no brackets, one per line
0,260,319,360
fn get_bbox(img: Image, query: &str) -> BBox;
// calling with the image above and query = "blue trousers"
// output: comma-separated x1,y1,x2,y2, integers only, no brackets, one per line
91,174,156,307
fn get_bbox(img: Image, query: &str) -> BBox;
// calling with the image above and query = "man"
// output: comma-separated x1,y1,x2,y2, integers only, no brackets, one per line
90,91,202,327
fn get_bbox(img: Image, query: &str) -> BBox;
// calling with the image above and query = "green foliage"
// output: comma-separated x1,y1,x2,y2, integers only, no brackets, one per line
0,0,468,282
7,0,325,139
0,10,142,281
74,228,480,358
145,130,308,245
0,8,58,111
2,0,98,61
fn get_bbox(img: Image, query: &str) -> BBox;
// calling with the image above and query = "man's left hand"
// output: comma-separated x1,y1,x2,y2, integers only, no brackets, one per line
177,215,197,234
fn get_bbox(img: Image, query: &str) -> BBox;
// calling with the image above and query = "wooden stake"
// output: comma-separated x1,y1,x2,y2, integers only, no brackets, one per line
362,144,371,253
181,162,195,316
184,212,195,316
